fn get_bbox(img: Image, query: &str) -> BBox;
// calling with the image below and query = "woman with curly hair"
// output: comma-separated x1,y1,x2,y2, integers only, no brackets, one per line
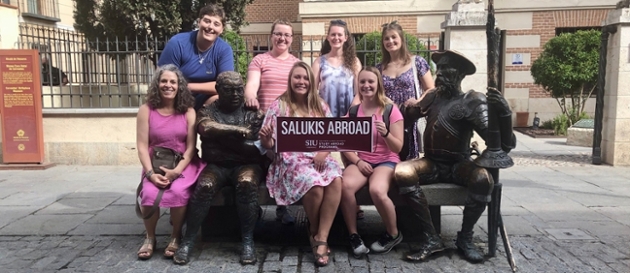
312,19,362,118
135,64,206,260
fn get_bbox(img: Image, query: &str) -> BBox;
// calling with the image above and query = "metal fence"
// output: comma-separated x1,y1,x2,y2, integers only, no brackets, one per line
18,23,440,109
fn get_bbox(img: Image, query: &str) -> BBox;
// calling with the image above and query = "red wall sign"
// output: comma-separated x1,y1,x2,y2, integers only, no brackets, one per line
275,116,373,153
0,50,45,163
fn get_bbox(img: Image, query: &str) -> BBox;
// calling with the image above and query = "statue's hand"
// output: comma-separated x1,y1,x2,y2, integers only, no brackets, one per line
259,125,274,149
487,87,511,117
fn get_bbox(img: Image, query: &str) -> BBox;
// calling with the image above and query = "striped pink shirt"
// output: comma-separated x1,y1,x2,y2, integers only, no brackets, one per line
248,52,300,112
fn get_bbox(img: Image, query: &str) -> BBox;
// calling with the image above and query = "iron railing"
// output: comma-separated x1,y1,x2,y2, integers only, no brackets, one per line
18,23,440,109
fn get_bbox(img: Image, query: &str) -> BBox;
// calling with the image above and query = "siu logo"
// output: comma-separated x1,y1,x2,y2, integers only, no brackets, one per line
305,140,318,148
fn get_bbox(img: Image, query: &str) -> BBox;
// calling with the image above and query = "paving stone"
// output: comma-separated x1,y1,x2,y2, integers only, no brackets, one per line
282,255,299,266
262,261,281,272
36,197,118,215
0,214,92,236
281,265,297,273
265,252,280,261
68,223,145,236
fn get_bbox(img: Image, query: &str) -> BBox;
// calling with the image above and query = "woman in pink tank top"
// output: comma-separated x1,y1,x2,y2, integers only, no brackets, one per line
136,64,206,260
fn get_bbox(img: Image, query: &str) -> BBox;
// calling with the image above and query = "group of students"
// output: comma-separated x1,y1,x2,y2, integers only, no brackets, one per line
135,4,435,266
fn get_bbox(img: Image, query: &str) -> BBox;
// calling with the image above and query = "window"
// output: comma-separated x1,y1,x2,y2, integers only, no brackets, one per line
2,0,12,5
21,0,59,20
253,46,268,57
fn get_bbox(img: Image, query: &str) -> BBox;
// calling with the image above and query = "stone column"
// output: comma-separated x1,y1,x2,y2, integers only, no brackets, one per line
601,7,630,166
441,0,488,92
0,5,19,49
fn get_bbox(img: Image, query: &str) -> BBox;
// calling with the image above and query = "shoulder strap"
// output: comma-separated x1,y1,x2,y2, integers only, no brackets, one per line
348,104,359,118
411,55,421,99
383,104,393,131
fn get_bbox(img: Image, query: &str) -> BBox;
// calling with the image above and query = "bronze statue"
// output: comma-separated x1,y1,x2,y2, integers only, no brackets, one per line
394,50,516,263
174,71,267,265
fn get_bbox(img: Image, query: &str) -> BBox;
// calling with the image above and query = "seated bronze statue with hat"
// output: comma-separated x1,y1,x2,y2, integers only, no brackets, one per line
394,50,516,263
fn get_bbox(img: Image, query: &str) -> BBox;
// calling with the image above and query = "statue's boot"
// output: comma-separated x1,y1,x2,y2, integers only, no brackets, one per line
455,199,487,263
399,185,446,261
237,199,259,265
173,187,215,265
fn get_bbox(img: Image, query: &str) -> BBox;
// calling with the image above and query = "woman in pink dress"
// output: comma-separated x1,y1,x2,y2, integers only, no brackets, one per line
259,62,343,267
244,18,300,224
136,64,206,260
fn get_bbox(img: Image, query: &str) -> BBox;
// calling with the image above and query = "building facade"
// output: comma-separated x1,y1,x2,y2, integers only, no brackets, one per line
242,0,616,125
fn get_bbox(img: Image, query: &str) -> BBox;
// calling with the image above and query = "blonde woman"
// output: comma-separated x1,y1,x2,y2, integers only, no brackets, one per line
340,67,404,258
259,62,343,267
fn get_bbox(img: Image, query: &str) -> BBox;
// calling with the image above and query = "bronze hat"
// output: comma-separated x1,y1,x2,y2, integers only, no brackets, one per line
431,50,476,76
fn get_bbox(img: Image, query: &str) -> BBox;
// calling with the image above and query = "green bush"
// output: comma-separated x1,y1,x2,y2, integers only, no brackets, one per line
221,30,252,82
551,110,591,135
540,120,553,129
355,31,430,67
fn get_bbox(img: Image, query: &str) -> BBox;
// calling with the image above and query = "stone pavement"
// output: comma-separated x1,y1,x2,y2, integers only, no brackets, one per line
1,132,629,273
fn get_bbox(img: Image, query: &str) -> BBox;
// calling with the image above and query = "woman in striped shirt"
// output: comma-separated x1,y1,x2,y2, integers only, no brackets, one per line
244,18,301,225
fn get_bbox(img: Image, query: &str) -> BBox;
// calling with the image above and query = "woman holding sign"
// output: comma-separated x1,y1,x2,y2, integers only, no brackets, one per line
259,62,342,267
340,67,404,258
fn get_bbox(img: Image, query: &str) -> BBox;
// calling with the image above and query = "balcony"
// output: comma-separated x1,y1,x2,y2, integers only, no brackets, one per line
17,0,60,22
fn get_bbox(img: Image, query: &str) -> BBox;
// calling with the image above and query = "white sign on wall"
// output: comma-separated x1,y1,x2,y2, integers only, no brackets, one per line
512,53,523,65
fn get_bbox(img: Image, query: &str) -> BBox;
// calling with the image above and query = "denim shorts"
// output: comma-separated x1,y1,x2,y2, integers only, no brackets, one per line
368,161,397,169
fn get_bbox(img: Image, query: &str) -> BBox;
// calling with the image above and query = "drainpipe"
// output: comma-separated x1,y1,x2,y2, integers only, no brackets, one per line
592,25,617,165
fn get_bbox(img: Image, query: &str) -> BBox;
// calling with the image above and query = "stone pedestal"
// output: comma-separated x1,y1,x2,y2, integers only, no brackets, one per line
602,8,630,166
441,0,488,93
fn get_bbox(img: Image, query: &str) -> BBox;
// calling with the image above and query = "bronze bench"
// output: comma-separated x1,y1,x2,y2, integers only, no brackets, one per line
201,181,504,258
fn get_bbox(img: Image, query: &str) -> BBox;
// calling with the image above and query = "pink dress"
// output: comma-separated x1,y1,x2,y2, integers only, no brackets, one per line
140,107,206,207
263,100,343,205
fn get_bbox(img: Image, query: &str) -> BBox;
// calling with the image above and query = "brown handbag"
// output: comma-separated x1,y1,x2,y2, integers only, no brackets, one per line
151,146,184,175
135,146,184,219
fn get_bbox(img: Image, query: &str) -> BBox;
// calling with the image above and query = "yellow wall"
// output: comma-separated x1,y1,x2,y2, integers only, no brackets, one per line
0,5,19,49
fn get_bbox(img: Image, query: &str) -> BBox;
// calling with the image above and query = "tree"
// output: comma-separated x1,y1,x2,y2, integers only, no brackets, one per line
221,30,252,81
530,29,600,126
355,31,431,67
73,0,254,53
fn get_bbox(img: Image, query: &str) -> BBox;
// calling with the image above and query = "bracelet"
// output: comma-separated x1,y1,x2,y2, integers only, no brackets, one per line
381,129,390,138
355,159,363,165
144,170,154,179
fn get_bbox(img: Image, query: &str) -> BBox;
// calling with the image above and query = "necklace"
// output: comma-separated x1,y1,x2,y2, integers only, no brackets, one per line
198,48,211,64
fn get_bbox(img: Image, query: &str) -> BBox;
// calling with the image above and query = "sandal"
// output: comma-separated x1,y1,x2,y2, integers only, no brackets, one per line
312,240,330,267
164,237,179,258
137,237,156,260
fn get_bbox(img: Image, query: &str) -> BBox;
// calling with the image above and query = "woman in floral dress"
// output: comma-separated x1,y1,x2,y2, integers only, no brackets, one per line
377,21,435,160
259,62,342,267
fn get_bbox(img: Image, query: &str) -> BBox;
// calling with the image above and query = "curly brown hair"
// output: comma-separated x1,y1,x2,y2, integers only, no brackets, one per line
145,64,194,114
320,20,357,72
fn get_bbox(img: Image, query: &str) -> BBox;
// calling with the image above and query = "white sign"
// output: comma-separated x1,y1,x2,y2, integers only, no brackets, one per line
512,53,523,65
